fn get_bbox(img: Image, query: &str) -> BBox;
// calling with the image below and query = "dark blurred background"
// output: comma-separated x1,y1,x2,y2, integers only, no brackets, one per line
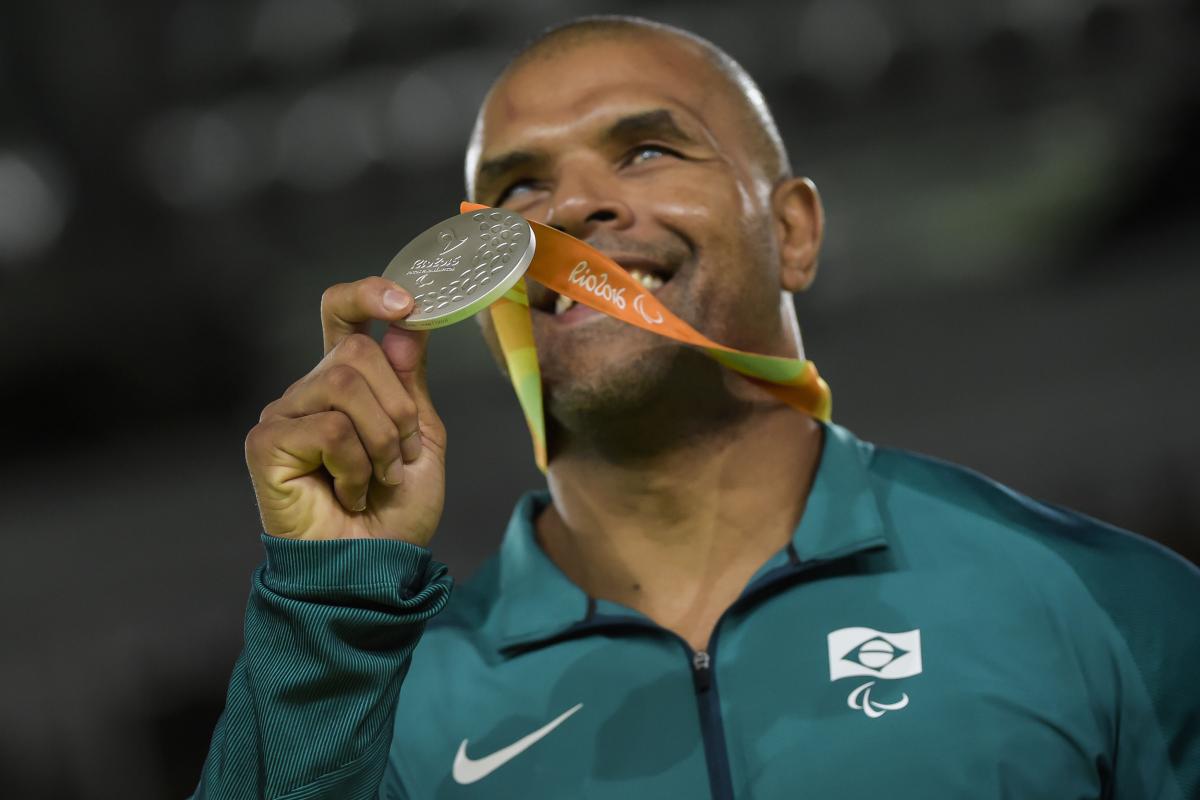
1,0,1197,797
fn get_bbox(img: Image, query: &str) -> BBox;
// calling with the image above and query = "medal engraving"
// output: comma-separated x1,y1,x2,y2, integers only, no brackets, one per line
383,209,535,329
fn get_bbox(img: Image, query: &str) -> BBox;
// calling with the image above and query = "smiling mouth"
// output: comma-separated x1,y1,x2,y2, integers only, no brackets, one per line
550,267,670,316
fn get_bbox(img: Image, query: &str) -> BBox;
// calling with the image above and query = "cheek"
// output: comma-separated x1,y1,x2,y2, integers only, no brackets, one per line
692,215,783,344
636,163,742,224
646,171,774,278
736,177,765,220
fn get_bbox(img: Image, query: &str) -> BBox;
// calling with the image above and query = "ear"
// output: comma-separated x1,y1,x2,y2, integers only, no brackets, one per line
772,177,824,293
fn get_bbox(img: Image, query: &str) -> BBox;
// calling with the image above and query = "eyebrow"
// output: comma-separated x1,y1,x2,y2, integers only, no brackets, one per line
602,109,697,148
476,150,546,196
475,108,700,200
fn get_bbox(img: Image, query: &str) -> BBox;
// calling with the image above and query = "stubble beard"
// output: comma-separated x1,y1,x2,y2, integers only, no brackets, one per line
539,213,789,463
539,287,771,464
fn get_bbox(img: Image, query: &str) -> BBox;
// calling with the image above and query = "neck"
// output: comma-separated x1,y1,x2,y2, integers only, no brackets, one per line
537,402,823,650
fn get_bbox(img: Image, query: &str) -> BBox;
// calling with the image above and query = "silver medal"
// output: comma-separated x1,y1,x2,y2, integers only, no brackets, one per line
382,208,536,329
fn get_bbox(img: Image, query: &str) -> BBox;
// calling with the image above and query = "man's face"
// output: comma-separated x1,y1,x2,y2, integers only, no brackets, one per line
471,34,792,426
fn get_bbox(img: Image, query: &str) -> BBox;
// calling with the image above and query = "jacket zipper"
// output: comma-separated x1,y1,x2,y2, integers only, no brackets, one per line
692,651,712,688
689,641,734,799
509,550,880,799
683,551,872,800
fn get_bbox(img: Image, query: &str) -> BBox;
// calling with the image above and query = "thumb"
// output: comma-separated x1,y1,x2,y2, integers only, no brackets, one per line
380,324,438,422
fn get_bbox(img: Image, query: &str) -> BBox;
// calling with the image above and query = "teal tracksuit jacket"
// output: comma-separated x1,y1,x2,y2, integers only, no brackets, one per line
194,422,1200,799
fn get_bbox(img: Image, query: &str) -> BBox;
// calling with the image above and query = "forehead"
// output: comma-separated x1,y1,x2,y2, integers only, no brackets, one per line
477,35,734,155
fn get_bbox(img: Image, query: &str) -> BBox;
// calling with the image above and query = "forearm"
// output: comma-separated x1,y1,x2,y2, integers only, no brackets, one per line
193,535,452,800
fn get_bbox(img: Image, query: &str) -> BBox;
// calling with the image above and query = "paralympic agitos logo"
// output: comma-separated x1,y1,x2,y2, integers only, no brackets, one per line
827,627,922,718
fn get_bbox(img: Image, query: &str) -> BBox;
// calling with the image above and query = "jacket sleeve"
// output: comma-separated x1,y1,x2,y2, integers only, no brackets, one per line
1040,512,1200,800
192,534,453,800
1102,539,1200,800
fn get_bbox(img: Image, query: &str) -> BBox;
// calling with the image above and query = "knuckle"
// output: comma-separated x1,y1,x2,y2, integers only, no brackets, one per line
243,425,259,453
319,283,347,316
244,423,270,457
362,423,399,458
320,411,356,444
392,395,418,433
257,401,278,424
337,332,375,360
323,363,362,393
357,276,386,301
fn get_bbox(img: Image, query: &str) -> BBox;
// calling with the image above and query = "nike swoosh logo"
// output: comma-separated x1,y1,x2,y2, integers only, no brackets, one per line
452,703,583,785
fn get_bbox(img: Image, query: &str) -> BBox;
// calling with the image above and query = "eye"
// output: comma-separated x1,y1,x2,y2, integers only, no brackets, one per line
496,179,540,206
623,144,679,167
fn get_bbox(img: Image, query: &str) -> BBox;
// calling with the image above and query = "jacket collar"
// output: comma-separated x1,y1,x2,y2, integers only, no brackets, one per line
486,420,889,650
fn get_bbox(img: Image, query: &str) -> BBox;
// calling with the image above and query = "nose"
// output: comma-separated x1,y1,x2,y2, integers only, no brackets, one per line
545,160,634,238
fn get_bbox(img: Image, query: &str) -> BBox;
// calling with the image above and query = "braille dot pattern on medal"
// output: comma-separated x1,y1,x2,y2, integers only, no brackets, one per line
411,211,528,314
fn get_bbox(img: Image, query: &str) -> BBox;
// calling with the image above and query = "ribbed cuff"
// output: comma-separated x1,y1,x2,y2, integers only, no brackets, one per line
261,534,438,596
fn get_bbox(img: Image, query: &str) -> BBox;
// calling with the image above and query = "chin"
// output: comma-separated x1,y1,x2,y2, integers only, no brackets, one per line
539,313,694,397
543,342,753,458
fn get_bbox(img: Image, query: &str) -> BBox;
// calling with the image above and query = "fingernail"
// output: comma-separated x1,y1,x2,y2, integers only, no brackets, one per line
399,430,422,463
354,493,368,512
385,459,406,486
382,289,410,313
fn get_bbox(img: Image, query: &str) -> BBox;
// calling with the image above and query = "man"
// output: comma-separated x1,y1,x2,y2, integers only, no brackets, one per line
194,16,1199,800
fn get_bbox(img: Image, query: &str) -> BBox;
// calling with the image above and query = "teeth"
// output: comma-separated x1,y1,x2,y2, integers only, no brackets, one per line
628,268,665,291
554,294,575,315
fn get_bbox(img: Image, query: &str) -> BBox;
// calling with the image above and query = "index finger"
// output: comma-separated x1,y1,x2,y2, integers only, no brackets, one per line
320,277,414,355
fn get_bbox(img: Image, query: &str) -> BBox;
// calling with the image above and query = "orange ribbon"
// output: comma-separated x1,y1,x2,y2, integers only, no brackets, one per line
462,202,832,471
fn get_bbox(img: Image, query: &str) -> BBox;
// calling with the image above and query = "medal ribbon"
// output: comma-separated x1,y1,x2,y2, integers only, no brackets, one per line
462,201,832,472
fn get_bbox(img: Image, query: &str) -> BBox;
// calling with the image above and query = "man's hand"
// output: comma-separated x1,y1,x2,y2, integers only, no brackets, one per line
245,277,446,545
